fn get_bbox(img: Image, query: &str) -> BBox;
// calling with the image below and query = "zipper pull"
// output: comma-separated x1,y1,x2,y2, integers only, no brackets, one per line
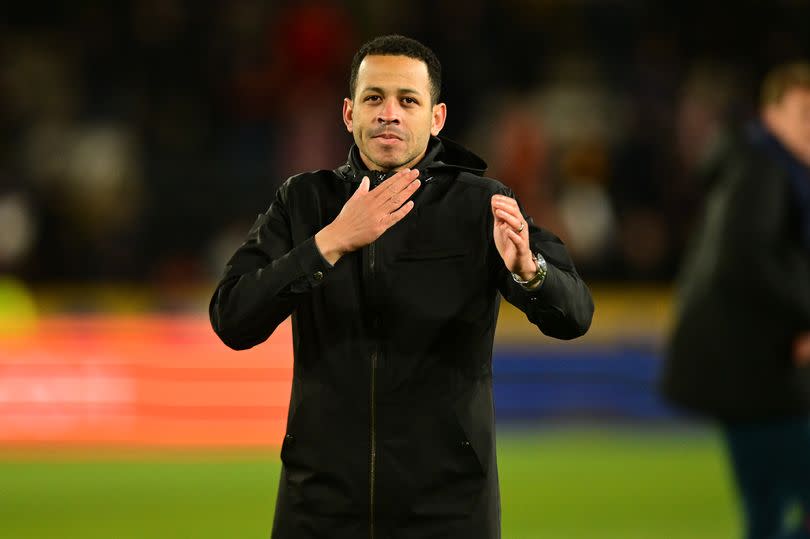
371,172,385,189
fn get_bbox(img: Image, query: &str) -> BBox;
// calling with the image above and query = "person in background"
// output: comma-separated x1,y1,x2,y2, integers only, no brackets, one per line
210,34,593,539
662,61,810,539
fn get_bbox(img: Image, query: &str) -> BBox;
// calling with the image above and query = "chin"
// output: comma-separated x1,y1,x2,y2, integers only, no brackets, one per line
372,156,407,170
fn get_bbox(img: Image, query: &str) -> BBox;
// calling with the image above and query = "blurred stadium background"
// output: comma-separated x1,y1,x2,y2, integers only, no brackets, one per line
2,1,809,537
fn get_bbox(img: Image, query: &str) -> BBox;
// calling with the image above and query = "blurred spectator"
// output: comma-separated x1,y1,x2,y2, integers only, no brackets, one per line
24,122,144,281
535,56,622,276
0,179,36,274
1,1,810,284
662,62,810,539
481,95,563,238
205,0,356,283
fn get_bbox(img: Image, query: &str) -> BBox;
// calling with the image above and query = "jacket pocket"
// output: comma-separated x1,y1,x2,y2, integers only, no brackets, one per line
279,390,366,517
452,381,493,476
394,402,488,518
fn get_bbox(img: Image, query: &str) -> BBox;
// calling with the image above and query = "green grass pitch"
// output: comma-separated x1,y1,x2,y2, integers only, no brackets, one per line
0,428,738,539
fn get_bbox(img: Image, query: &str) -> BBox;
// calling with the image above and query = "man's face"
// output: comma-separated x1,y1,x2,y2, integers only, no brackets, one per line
343,55,446,172
764,87,810,167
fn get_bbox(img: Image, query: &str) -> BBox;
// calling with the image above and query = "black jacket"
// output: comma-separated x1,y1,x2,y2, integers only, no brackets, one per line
210,136,593,538
662,125,810,423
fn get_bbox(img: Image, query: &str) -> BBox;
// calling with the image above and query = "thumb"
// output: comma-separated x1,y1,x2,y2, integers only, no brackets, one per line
355,176,370,196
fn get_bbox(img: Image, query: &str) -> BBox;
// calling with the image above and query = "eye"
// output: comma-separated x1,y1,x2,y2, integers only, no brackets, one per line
402,97,418,105
364,95,381,102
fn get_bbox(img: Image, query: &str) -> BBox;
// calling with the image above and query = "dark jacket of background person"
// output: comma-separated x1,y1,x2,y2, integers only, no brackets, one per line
210,136,593,539
662,124,810,422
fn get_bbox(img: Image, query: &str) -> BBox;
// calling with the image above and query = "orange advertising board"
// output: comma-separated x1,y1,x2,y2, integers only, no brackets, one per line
0,316,293,448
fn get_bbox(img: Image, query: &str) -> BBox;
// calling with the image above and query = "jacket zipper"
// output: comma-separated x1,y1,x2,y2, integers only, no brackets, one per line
369,346,377,539
368,171,384,539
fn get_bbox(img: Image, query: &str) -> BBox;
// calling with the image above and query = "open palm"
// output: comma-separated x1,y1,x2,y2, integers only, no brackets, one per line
490,194,536,280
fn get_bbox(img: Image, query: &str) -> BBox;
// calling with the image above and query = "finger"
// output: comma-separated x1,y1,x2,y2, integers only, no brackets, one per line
387,179,421,209
372,168,407,194
495,208,524,231
492,200,523,222
492,197,523,220
387,171,420,203
378,169,420,208
495,220,514,240
505,228,530,253
491,198,502,219
492,194,520,211
384,199,415,228
355,176,370,197
492,203,519,226
377,168,420,199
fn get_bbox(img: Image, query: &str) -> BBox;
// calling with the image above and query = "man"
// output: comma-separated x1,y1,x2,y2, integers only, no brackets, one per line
210,35,593,539
662,62,810,539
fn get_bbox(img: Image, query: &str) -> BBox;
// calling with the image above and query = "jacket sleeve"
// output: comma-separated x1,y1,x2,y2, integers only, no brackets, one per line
490,189,594,340
209,181,333,350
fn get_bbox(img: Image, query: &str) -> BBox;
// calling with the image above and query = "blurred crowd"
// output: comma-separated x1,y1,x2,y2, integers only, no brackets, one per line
1,0,809,284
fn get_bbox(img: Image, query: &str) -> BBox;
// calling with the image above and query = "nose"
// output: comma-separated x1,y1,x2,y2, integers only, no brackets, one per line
377,98,401,125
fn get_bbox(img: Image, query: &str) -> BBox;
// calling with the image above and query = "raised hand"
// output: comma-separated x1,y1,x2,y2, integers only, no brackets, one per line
315,169,421,264
491,194,536,281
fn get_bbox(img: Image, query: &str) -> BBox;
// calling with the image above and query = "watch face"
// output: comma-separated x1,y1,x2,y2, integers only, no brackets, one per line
533,253,547,287
511,254,547,286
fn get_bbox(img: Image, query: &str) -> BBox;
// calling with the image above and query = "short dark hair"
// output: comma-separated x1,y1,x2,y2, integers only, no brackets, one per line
761,61,810,106
349,34,442,104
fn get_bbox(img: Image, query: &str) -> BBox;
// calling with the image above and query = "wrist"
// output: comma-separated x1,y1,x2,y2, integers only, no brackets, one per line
516,255,539,282
314,225,346,265
511,252,548,289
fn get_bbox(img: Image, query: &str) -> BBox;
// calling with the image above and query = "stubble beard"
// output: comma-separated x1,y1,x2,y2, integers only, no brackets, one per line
360,135,423,173
369,150,420,172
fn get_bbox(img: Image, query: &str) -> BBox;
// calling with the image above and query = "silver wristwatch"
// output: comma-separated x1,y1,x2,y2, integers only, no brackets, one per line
511,252,548,289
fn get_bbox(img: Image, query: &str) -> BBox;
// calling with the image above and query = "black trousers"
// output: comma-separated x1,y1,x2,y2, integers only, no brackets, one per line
724,418,810,539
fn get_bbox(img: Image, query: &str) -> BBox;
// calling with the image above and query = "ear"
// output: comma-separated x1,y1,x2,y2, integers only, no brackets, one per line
430,102,447,136
343,98,354,133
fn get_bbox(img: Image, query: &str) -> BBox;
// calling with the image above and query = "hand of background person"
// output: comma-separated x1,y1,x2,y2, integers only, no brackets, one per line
315,168,420,265
794,332,810,367
491,194,537,281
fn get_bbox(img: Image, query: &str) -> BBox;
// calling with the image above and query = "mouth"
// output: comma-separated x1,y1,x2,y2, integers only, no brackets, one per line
371,133,404,147
373,133,402,141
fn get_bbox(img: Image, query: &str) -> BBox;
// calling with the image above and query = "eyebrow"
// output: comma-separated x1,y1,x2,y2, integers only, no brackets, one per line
362,86,423,97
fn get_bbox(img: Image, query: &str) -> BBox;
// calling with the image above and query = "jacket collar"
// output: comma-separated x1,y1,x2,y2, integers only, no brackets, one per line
748,120,810,249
